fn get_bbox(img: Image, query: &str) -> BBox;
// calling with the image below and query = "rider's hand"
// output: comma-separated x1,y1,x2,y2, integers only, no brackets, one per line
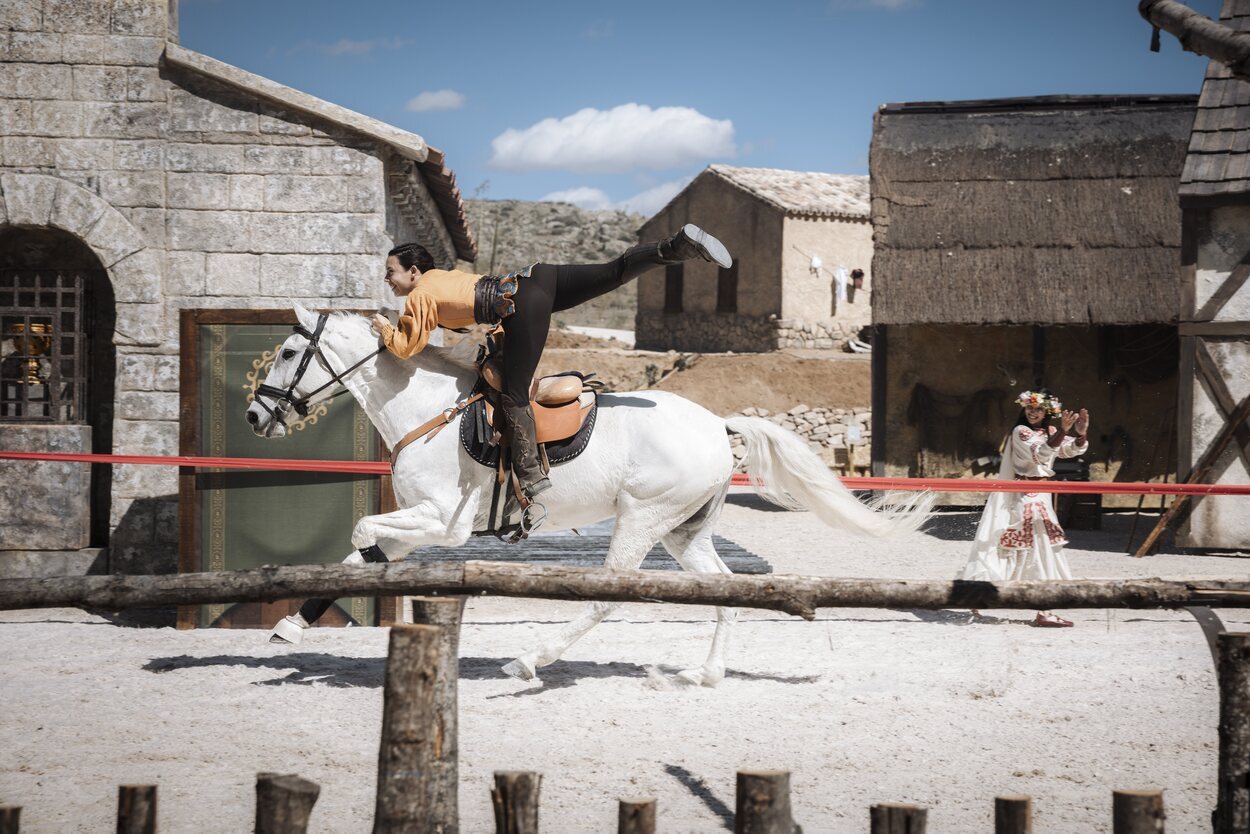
1059,409,1078,433
371,314,389,335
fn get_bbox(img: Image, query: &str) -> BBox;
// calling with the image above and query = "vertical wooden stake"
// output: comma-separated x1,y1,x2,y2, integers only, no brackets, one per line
0,806,20,834
869,803,926,834
491,771,541,834
374,624,454,834
255,772,321,834
618,798,656,834
408,597,464,833
736,770,799,834
1113,790,1165,833
994,795,1031,834
117,785,157,834
1217,632,1250,834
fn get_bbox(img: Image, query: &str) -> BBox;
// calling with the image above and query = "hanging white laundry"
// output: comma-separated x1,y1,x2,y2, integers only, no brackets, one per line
809,254,823,275
834,265,849,303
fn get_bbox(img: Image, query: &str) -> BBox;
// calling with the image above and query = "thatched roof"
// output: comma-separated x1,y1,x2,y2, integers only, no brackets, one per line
870,95,1195,325
706,165,869,220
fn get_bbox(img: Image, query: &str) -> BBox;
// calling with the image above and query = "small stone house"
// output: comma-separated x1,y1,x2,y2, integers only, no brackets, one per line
0,0,475,577
635,164,871,353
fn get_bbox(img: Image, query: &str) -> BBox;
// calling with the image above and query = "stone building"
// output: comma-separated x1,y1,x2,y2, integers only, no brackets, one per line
0,0,474,577
869,94,1195,506
635,164,871,353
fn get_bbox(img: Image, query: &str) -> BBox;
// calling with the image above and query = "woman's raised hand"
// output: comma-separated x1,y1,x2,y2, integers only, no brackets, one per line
1059,409,1079,433
1074,408,1090,436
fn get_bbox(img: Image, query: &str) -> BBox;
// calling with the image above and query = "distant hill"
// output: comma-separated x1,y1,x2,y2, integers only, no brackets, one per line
465,200,646,330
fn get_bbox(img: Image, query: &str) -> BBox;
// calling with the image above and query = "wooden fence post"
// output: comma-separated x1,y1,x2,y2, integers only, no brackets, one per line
491,771,541,834
618,798,656,834
1113,790,1165,833
869,803,926,834
255,772,320,834
736,770,800,834
0,806,19,834
374,624,455,833
994,795,1031,834
116,785,157,834
407,597,464,833
1218,632,1250,834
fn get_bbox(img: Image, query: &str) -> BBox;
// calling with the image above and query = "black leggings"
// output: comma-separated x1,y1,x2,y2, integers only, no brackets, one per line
500,249,658,404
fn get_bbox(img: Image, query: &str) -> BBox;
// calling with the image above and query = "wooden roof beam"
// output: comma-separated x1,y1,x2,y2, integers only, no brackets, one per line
1140,0,1250,81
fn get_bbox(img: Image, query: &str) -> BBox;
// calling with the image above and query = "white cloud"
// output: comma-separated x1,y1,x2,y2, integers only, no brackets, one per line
489,104,735,173
582,19,615,40
288,37,412,57
540,176,693,218
540,187,612,210
405,90,466,113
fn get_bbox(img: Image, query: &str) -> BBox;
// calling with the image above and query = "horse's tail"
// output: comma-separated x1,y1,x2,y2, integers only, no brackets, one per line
725,416,934,539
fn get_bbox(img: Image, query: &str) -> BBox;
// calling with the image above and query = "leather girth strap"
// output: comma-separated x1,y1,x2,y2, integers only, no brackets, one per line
390,392,485,466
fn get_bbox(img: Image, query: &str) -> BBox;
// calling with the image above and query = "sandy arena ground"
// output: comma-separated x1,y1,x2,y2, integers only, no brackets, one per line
1,497,1245,833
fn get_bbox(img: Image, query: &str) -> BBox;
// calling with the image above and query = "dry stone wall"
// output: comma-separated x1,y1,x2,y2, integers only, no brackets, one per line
728,405,873,472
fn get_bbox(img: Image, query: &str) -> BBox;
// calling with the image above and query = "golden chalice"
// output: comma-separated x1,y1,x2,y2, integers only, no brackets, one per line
9,322,52,385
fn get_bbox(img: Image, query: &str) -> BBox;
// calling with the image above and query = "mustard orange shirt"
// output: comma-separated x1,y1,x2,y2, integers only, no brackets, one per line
379,268,481,358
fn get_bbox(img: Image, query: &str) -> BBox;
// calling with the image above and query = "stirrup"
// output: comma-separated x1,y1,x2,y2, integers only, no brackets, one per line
502,501,547,544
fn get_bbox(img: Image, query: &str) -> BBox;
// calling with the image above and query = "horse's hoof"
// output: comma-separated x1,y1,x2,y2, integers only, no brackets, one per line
269,616,306,645
501,657,537,682
675,668,723,688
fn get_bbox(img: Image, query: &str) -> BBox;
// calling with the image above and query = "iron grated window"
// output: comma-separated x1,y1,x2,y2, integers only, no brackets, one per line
1,270,89,422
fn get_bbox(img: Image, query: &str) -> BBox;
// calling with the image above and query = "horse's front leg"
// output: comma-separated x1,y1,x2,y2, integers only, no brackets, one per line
269,504,471,645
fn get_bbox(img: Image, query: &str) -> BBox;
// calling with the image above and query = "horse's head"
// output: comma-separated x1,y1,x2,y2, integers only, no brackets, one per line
245,304,340,438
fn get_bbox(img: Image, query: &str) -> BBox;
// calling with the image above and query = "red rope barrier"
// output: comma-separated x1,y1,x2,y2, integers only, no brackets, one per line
0,450,1247,496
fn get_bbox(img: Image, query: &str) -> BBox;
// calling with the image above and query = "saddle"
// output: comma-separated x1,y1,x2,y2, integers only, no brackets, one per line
463,331,602,469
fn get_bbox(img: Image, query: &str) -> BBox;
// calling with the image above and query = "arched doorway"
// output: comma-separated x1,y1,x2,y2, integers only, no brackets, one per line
0,226,116,549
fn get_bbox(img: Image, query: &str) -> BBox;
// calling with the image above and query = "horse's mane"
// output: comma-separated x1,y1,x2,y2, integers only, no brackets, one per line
326,310,479,374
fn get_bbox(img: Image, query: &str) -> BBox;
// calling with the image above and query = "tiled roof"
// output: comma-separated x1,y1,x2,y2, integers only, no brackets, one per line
708,165,869,219
1181,0,1250,199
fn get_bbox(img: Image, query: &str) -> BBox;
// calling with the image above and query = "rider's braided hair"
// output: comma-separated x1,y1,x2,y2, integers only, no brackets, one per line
388,242,435,273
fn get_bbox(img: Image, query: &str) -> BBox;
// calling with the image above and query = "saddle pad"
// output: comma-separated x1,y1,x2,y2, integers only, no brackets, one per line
460,392,598,469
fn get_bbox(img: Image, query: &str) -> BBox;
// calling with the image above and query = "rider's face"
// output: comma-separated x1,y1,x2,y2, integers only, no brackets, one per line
1024,405,1046,426
384,256,420,296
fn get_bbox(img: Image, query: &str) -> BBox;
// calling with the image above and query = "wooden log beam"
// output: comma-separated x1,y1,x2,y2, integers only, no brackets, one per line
735,771,799,834
491,772,541,834
5,561,1250,617
994,796,1032,834
1140,0,1250,81
618,798,656,834
374,625,451,834
116,785,157,834
255,773,320,834
1217,633,1250,834
1113,790,1165,834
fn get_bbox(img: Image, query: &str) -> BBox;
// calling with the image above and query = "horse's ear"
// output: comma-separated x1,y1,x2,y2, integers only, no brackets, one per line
293,303,317,332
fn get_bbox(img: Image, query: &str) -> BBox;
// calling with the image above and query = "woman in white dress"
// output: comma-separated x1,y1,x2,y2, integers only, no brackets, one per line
961,390,1091,628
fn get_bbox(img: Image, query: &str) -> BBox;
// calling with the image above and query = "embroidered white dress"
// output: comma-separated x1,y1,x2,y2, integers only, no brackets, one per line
960,425,1088,582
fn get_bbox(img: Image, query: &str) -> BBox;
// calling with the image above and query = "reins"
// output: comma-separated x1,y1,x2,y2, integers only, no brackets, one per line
253,313,385,427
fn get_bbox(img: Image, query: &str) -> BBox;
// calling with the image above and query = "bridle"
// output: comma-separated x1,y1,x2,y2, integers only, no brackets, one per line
253,313,385,428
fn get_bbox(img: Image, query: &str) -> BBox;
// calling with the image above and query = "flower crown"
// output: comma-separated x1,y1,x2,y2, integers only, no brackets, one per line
1016,390,1062,415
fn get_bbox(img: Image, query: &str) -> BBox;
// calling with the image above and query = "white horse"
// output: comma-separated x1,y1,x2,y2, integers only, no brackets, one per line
245,304,933,687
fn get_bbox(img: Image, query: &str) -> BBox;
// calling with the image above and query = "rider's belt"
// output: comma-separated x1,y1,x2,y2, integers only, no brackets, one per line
473,265,533,325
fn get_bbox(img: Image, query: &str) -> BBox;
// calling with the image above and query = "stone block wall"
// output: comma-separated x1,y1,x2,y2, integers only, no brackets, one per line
636,313,863,353
0,1,453,573
728,405,873,471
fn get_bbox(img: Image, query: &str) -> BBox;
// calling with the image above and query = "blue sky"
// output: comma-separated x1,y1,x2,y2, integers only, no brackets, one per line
181,0,1220,216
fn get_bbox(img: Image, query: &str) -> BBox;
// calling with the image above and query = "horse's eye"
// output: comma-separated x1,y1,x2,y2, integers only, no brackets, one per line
282,349,297,361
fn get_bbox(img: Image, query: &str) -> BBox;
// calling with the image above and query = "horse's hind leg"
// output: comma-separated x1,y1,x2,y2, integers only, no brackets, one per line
660,486,737,687
502,503,666,682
